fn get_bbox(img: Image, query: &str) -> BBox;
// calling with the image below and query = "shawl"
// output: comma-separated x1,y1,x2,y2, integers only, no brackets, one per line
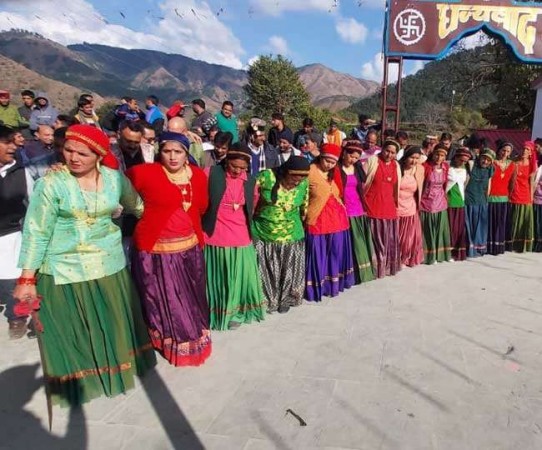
325,129,344,146
363,155,401,200
306,164,343,226
446,165,468,199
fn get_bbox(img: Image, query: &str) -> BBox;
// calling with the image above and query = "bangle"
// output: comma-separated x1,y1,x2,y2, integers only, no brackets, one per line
17,276,37,286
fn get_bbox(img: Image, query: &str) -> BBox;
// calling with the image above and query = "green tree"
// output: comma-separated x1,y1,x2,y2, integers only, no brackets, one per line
244,55,311,125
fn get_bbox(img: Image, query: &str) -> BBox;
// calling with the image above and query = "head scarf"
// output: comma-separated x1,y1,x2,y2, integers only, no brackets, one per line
479,148,496,161
382,139,400,152
227,141,252,163
454,147,472,160
401,145,422,163
521,140,538,173
278,128,294,144
497,141,513,151
320,143,342,161
0,90,10,99
283,155,310,175
159,131,190,151
342,139,364,155
65,124,119,169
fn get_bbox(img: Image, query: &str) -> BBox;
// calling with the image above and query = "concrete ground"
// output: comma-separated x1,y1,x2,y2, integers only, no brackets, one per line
1,253,542,450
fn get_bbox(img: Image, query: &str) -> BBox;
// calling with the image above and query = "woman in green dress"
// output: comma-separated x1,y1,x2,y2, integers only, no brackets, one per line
202,142,266,330
253,156,310,314
14,124,155,407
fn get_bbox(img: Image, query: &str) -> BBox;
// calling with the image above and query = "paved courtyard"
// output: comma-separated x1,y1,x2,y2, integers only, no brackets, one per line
1,253,542,450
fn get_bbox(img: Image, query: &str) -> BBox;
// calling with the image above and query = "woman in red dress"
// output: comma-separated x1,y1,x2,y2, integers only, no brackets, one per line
509,141,538,253
127,132,212,366
488,142,516,255
363,140,402,278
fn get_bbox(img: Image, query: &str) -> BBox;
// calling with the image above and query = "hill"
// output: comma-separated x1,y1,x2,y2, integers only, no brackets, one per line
345,42,542,131
0,30,377,114
0,54,105,112
298,64,379,111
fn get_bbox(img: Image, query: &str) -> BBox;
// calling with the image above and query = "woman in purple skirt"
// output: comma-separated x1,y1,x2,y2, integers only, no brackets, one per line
127,133,211,366
305,143,354,301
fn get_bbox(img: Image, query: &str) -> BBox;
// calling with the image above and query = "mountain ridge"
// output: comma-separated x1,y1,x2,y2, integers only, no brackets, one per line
0,30,378,113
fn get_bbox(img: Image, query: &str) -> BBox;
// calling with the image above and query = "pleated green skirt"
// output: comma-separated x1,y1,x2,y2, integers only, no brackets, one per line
36,269,156,407
349,216,376,284
204,244,266,331
420,210,452,264
510,204,534,253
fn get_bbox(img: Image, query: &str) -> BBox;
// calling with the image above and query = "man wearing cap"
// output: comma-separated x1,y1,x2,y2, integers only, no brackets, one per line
29,92,58,132
268,112,292,148
276,128,301,164
247,119,280,175
215,101,239,143
0,91,28,129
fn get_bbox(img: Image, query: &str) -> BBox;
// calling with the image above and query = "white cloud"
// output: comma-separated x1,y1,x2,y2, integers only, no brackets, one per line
409,60,425,75
335,17,368,44
249,0,334,16
267,35,290,55
361,52,406,82
0,0,245,69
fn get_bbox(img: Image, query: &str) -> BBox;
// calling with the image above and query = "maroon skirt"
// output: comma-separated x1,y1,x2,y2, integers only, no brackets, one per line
447,207,467,261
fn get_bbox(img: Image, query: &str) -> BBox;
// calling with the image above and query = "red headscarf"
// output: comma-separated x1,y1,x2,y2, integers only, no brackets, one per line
522,140,538,174
65,124,119,169
320,143,344,195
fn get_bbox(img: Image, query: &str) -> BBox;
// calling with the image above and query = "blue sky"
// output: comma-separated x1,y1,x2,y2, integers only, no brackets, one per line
0,0,423,81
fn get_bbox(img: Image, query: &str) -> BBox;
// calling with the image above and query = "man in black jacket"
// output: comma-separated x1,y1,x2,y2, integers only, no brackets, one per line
0,125,33,339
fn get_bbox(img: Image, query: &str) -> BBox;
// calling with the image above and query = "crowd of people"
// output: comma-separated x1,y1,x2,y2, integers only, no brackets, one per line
1,89,542,407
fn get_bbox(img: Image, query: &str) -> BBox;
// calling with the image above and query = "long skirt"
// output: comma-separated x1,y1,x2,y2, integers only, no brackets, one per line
36,269,156,407
487,202,510,255
370,218,401,278
447,207,467,261
465,204,488,257
420,210,451,264
510,204,534,253
255,240,305,312
349,215,376,284
132,246,212,367
305,230,355,302
398,214,424,267
534,204,542,253
204,244,266,330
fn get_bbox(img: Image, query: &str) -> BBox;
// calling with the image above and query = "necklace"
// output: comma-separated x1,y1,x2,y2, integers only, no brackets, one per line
179,182,192,211
225,178,244,211
381,160,395,183
163,166,192,211
77,172,99,225
163,166,190,185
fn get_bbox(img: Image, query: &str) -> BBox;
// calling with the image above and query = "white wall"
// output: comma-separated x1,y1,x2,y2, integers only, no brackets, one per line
533,87,542,140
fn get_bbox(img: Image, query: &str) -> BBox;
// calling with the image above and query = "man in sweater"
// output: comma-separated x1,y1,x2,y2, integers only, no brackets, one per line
191,98,217,141
29,92,58,131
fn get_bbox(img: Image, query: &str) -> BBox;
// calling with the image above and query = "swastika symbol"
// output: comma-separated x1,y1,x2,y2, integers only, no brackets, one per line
393,9,426,46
